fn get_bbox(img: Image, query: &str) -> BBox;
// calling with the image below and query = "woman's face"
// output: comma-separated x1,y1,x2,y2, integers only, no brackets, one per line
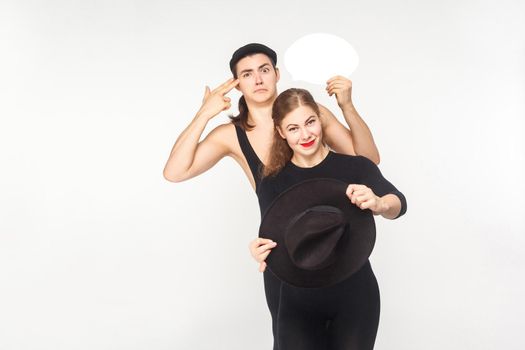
277,105,324,160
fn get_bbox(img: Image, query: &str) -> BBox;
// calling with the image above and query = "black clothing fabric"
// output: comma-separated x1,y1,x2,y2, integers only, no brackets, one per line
257,151,407,218
276,261,380,350
235,125,263,189
256,151,406,350
235,127,407,350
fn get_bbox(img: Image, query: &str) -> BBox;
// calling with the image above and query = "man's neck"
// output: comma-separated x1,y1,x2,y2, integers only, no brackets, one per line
246,100,275,128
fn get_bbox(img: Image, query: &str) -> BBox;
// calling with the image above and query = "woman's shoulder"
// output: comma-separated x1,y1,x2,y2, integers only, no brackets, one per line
329,152,379,171
330,151,372,163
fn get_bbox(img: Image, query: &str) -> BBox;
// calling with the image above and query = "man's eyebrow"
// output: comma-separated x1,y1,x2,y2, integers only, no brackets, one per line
238,68,253,75
239,63,271,75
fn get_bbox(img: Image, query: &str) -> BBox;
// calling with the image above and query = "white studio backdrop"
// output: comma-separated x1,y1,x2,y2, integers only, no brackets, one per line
1,0,524,349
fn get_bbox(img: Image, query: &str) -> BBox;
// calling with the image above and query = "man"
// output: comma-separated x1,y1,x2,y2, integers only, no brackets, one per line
163,43,379,189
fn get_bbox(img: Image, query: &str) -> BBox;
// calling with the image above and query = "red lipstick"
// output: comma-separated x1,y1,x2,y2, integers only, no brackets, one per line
300,140,315,148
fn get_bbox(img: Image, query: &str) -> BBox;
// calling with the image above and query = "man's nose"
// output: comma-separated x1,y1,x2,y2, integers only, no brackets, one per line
255,72,263,84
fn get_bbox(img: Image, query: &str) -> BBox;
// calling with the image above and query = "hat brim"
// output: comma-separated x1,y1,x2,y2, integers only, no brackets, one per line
259,178,376,288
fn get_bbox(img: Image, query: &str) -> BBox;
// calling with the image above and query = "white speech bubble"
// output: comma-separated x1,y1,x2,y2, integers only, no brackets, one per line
284,33,359,85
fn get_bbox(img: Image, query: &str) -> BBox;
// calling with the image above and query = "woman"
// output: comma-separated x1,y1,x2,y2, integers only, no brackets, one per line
250,88,407,350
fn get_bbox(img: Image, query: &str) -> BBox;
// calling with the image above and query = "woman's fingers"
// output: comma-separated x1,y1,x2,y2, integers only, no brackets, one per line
348,188,379,210
254,237,274,246
346,184,365,198
346,184,374,207
250,238,276,262
256,241,277,255
354,194,371,206
359,199,375,210
351,193,367,205
258,249,272,263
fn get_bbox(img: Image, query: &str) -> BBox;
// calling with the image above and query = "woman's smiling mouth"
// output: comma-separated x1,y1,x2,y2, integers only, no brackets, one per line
300,140,315,148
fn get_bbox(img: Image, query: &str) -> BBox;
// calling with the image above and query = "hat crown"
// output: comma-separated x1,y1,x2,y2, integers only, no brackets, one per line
285,205,347,271
229,43,277,73
259,178,376,288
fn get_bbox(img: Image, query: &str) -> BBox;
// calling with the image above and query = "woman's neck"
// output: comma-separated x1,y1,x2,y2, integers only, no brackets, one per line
291,144,330,168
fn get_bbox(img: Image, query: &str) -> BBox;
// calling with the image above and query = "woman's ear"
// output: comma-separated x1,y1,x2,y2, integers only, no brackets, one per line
276,126,286,139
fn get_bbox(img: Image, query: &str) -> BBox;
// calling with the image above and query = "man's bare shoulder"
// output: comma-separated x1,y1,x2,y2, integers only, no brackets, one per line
207,122,236,139
317,103,336,120
206,122,240,153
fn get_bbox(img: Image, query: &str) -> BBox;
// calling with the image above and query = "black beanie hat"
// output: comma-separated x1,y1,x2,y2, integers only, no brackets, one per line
229,43,277,74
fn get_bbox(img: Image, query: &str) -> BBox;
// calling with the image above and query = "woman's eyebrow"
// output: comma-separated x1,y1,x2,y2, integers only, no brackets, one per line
305,116,316,122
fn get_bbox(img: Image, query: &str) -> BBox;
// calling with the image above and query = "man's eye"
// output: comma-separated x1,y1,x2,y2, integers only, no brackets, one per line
262,67,270,73
242,73,251,78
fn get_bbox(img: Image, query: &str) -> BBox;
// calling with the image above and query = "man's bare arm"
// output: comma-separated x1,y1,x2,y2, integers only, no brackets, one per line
163,122,232,182
323,76,380,165
163,78,239,182
319,105,356,156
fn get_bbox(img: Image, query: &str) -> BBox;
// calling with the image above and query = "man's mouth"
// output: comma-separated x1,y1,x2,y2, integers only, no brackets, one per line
300,140,315,148
254,88,267,93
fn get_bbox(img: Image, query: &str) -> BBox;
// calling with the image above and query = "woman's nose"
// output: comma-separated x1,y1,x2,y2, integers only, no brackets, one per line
300,128,310,140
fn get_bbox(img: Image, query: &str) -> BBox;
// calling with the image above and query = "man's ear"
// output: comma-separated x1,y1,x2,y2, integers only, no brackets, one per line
234,77,241,91
275,67,280,83
277,126,286,139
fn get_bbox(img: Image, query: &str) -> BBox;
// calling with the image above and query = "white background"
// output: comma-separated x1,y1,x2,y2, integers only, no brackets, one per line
1,1,524,349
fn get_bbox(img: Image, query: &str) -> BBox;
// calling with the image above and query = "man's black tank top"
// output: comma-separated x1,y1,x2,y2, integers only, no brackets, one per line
235,125,264,190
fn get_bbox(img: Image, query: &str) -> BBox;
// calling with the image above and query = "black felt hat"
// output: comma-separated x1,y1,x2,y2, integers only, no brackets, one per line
229,43,277,74
259,178,376,288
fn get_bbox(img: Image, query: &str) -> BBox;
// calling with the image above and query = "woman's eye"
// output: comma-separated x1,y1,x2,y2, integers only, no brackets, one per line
289,127,298,132
307,119,315,125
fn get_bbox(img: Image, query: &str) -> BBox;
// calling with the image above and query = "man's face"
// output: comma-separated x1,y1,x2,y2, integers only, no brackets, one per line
235,53,280,104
